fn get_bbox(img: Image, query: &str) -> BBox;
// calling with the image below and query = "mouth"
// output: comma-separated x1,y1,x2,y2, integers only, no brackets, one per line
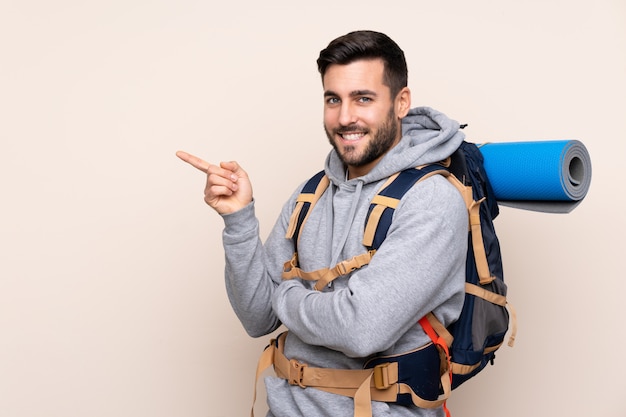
337,130,368,142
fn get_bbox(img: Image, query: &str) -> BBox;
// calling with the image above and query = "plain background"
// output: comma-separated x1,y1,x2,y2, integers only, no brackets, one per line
1,1,624,416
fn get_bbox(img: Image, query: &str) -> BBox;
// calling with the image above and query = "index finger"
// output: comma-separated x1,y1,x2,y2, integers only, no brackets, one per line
176,150,210,173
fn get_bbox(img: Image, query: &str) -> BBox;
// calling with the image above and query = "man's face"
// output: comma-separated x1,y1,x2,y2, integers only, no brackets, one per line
322,59,409,178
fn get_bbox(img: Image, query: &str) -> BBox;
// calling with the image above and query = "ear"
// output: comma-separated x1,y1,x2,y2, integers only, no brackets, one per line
395,87,411,118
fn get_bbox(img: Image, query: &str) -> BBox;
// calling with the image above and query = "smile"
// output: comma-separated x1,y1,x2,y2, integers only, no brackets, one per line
340,132,366,141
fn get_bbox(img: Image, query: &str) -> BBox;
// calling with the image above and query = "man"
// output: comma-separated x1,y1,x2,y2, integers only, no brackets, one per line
177,30,468,417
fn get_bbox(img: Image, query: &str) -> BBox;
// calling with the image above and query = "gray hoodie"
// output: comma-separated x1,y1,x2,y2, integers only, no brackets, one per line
221,107,468,417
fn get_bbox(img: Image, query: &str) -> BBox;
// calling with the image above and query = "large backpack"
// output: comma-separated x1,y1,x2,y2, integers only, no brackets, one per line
359,141,517,389
257,141,516,417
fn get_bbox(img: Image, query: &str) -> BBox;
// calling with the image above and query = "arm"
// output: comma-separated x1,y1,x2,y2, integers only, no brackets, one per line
271,176,468,357
220,202,283,336
176,150,285,336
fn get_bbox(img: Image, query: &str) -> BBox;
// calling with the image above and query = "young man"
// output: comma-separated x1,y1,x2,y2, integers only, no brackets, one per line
177,30,468,417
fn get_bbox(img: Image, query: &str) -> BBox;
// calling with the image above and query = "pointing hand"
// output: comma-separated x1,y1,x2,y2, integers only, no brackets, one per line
176,150,253,215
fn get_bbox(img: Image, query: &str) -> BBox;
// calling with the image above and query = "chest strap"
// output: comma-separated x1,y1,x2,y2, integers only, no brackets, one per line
282,250,376,290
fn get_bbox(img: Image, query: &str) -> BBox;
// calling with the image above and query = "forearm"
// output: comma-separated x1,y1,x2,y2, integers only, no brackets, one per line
222,202,281,337
272,235,466,358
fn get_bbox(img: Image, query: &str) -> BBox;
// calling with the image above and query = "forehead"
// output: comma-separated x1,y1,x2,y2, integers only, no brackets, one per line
322,59,388,96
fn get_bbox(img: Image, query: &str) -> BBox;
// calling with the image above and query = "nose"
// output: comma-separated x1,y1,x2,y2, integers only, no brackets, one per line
338,102,357,127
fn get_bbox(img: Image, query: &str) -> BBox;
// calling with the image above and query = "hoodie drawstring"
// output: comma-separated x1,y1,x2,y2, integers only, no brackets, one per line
325,179,365,288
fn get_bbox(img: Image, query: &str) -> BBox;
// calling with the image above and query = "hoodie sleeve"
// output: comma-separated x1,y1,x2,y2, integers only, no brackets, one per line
271,175,468,358
221,190,301,337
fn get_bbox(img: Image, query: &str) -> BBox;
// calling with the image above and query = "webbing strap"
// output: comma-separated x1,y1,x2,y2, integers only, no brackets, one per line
397,380,451,411
284,201,305,240
506,301,518,348
257,332,451,417
422,312,454,347
363,204,388,247
252,340,278,417
285,173,330,241
465,283,506,306
282,250,376,290
442,176,494,285
362,172,401,247
370,194,402,208
444,175,473,211
468,198,495,285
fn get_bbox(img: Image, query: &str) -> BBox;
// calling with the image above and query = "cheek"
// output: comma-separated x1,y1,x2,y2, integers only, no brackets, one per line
359,109,383,127
323,109,336,129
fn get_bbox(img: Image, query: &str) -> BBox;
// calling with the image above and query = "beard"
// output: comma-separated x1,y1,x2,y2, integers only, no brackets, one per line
325,107,399,168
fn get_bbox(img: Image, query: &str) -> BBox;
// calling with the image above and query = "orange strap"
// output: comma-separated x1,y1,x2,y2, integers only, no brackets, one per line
419,315,453,417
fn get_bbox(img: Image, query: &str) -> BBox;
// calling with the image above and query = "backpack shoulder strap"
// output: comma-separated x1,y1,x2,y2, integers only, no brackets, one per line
284,170,329,251
363,165,450,249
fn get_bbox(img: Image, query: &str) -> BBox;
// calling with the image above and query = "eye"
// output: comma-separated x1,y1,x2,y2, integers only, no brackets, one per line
326,97,340,105
357,96,372,103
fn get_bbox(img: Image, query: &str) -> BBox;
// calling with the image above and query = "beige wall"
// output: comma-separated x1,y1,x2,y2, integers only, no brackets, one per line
1,1,624,416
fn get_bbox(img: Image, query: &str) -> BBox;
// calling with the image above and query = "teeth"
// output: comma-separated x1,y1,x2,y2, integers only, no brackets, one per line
342,133,363,141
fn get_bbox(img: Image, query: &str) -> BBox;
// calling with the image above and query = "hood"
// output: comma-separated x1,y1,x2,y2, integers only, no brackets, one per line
324,106,465,186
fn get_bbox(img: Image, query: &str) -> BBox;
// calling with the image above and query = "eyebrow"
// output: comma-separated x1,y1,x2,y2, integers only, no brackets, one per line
324,89,378,98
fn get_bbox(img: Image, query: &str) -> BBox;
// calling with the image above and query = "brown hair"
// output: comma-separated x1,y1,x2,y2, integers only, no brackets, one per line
317,30,408,98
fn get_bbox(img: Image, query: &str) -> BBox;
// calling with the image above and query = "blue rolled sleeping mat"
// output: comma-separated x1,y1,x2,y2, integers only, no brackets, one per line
477,140,592,213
